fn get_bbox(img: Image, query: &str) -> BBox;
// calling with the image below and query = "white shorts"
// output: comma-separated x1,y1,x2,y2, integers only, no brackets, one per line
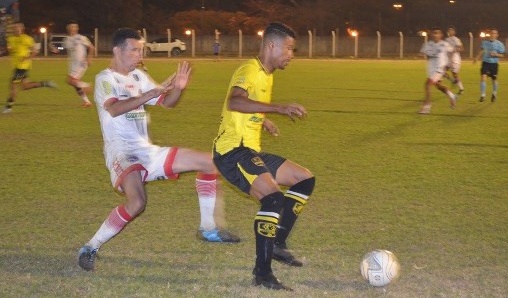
68,60,88,80
428,71,444,83
447,54,461,73
447,61,461,73
107,145,179,192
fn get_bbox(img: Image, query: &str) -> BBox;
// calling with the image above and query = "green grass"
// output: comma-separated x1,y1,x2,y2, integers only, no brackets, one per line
0,56,507,297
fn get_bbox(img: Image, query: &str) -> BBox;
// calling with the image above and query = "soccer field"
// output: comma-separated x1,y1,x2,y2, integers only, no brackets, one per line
0,57,507,297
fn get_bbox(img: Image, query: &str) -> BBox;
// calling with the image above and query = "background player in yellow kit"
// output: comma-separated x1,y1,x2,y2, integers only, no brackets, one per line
3,21,56,113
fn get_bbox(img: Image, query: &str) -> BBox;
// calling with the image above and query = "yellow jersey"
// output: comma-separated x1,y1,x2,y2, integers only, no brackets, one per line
7,33,35,70
214,58,273,154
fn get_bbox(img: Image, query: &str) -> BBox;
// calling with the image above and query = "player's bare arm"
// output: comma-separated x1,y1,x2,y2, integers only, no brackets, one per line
159,61,191,108
474,50,484,63
104,87,170,117
87,44,95,65
490,51,504,58
228,87,307,120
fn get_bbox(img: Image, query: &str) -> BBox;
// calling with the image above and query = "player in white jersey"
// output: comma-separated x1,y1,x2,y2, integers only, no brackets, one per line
64,20,94,107
444,27,465,94
419,27,458,114
78,28,239,272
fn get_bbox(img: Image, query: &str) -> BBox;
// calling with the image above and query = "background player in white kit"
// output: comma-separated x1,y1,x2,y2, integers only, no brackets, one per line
78,28,239,271
63,20,95,107
419,27,458,114
444,26,465,94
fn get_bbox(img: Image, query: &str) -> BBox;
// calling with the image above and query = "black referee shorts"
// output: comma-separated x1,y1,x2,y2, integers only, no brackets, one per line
213,146,286,194
481,62,499,79
11,68,29,83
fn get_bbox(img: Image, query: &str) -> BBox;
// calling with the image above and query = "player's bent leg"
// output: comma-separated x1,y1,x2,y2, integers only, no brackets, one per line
171,148,240,243
251,185,292,291
272,160,315,267
436,82,457,109
78,171,145,271
172,148,217,174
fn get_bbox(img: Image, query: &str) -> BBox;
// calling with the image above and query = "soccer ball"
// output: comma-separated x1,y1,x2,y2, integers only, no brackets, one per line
360,249,400,287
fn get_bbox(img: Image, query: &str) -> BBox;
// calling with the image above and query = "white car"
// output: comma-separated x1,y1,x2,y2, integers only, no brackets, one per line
145,37,186,56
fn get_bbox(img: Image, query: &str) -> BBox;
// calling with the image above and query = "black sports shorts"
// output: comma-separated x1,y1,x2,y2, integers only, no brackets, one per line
213,146,286,194
11,68,29,82
481,62,499,79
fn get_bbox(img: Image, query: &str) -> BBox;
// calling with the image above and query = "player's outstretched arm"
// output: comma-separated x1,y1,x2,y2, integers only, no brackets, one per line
105,87,167,117
159,61,192,108
228,87,307,120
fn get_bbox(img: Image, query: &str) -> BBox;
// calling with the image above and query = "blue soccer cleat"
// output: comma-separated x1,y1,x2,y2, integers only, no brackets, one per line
78,245,98,271
197,228,240,243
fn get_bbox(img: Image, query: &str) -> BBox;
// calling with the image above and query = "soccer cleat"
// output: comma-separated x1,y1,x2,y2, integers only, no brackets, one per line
76,81,91,89
479,96,485,102
197,228,240,243
449,94,457,109
2,107,12,114
273,243,303,267
491,94,497,102
252,270,293,291
81,102,93,108
458,89,464,95
418,104,431,114
78,245,98,271
43,80,58,88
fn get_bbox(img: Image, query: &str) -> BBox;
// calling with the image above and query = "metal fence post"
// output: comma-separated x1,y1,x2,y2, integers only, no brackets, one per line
167,29,171,57
238,30,243,58
469,32,474,59
399,31,404,59
308,30,313,58
331,30,336,58
94,28,98,57
376,31,381,58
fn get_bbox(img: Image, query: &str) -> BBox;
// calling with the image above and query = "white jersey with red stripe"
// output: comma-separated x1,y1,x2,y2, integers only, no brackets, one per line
94,68,162,167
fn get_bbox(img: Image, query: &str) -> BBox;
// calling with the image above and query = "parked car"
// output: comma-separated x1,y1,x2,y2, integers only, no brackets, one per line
145,37,186,56
49,34,67,54
48,34,94,55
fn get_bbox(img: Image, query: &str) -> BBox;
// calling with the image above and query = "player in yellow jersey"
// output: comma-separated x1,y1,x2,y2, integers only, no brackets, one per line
3,22,56,113
213,22,315,291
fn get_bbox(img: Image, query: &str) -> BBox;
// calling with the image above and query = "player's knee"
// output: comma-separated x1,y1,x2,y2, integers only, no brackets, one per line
250,174,280,200
260,191,285,212
125,196,147,216
290,167,313,186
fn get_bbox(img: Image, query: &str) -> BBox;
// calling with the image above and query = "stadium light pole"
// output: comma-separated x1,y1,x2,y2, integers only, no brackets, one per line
185,29,195,57
350,30,358,58
39,27,47,57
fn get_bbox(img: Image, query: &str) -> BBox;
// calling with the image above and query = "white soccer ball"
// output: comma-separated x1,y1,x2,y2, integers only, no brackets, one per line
360,249,400,287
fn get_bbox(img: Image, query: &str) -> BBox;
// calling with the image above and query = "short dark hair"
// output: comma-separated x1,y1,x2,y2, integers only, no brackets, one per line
263,22,296,40
430,27,442,32
67,20,78,25
112,28,142,48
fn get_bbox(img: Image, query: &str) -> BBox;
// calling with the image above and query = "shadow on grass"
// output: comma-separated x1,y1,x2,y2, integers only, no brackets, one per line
311,108,508,119
407,142,508,149
301,278,372,291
